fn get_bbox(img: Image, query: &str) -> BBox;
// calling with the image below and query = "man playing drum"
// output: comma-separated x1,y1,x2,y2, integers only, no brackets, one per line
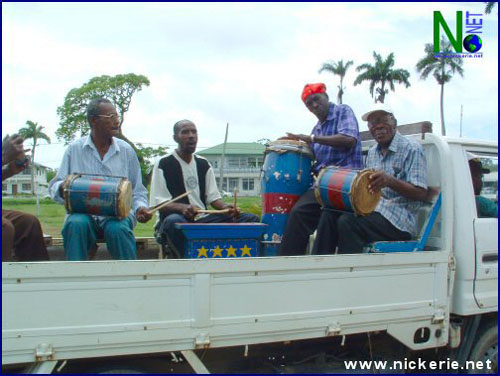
49,98,152,260
2,134,50,262
150,120,259,256
280,83,362,255
332,106,428,253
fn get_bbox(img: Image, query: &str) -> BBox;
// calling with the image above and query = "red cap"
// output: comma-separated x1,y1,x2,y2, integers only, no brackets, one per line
301,83,327,103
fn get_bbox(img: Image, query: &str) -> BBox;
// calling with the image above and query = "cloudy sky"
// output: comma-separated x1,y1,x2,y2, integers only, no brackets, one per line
2,2,498,169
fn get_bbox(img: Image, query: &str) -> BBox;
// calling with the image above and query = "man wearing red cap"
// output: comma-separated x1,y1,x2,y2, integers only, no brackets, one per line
280,83,362,256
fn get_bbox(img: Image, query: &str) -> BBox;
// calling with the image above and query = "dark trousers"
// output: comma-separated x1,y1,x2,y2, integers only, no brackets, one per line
2,209,50,262
337,211,412,253
280,189,341,255
158,212,260,255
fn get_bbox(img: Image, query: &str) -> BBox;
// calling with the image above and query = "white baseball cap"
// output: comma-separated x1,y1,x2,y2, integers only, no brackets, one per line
361,104,394,121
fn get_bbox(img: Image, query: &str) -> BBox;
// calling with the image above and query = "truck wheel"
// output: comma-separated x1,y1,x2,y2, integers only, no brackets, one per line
468,323,498,374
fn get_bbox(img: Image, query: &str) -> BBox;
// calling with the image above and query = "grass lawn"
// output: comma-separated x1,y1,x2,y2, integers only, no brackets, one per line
2,197,263,238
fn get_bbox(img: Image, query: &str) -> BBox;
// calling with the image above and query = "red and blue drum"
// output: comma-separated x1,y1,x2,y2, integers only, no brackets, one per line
261,140,313,256
63,174,132,219
314,167,381,216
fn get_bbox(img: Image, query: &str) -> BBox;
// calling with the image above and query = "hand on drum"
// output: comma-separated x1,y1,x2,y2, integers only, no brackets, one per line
368,171,394,194
182,204,201,220
286,133,312,144
224,204,241,218
136,207,153,223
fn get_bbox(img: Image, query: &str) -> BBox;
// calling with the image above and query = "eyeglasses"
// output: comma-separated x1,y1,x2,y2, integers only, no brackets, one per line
97,113,120,120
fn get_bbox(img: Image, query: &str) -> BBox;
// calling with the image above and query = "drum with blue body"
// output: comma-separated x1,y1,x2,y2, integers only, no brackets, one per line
314,166,380,216
261,140,313,256
63,174,132,219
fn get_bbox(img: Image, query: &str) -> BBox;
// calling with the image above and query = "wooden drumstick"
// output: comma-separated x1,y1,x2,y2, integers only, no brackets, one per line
196,208,232,215
148,191,192,214
233,188,238,209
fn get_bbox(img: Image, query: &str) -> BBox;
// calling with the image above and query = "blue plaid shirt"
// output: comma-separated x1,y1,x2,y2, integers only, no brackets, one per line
311,103,363,173
366,132,427,236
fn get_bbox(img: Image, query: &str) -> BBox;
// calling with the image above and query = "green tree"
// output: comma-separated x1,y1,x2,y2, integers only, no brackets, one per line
46,169,57,184
56,73,166,184
416,38,464,136
18,121,51,195
318,59,354,104
135,143,169,186
354,52,411,104
485,2,497,14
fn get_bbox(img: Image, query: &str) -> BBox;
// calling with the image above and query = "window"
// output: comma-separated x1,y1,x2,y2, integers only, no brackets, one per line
228,178,238,191
2,184,7,192
242,178,254,191
22,183,32,191
22,167,31,175
468,153,498,218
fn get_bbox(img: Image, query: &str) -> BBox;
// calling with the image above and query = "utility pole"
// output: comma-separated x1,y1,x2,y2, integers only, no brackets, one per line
459,104,463,137
219,123,229,192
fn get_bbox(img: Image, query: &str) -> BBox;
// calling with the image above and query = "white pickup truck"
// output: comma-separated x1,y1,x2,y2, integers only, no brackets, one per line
2,127,497,374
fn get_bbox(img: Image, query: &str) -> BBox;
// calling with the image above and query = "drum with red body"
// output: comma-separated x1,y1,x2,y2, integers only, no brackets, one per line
260,140,313,256
63,174,132,219
314,166,381,215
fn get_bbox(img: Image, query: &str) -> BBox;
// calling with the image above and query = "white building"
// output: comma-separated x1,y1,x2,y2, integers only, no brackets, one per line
197,143,266,197
2,163,52,197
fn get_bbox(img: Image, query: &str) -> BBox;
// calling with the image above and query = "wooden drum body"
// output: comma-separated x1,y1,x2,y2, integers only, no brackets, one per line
261,140,313,256
63,174,132,219
314,167,381,216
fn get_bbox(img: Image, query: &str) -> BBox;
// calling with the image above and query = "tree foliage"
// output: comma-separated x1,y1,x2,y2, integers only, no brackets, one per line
319,59,354,104
56,74,150,144
18,121,51,195
416,38,464,136
485,2,497,14
354,52,410,104
56,73,167,184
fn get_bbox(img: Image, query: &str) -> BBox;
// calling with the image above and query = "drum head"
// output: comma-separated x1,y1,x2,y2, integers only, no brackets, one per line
117,180,133,219
267,140,313,158
351,169,381,216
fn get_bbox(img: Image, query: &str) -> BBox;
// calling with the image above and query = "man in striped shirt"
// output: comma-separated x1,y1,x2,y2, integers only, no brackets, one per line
335,106,428,253
280,83,362,255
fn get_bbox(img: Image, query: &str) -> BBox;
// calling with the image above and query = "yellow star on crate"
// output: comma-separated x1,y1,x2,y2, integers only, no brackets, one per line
212,245,223,258
197,246,209,258
240,245,253,257
226,245,238,257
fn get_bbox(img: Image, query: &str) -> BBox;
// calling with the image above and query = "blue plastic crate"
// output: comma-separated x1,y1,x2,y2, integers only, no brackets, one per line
174,223,268,258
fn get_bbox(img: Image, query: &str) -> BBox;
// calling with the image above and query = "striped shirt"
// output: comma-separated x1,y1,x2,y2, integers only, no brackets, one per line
366,132,427,236
49,135,149,225
311,102,363,173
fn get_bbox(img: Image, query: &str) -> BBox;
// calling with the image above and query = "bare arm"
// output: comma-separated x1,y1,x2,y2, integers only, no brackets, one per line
286,132,356,149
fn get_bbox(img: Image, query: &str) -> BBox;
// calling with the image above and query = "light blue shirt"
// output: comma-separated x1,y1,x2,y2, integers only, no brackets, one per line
49,135,149,225
366,132,427,236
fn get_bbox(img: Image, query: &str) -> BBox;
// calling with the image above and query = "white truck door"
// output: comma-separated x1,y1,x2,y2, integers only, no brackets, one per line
471,154,498,309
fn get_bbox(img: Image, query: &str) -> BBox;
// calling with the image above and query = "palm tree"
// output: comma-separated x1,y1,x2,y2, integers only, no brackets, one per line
353,52,411,104
416,38,464,136
318,59,354,104
18,121,51,195
485,2,497,14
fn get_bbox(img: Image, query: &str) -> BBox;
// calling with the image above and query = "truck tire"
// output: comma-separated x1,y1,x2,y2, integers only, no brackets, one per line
467,323,498,374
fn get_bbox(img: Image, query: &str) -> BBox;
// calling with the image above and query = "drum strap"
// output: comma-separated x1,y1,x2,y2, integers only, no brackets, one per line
158,155,210,221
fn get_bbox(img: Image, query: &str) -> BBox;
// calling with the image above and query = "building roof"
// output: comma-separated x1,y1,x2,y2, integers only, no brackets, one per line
197,142,266,156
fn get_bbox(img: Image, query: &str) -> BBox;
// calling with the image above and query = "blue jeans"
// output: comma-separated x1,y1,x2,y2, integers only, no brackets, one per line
158,212,260,256
62,214,137,261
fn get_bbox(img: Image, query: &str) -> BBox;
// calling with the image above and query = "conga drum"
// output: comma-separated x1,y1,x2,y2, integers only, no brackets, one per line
261,140,313,256
314,167,381,216
63,174,133,219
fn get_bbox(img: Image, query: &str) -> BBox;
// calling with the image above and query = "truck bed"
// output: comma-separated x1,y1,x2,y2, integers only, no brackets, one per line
3,252,450,365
